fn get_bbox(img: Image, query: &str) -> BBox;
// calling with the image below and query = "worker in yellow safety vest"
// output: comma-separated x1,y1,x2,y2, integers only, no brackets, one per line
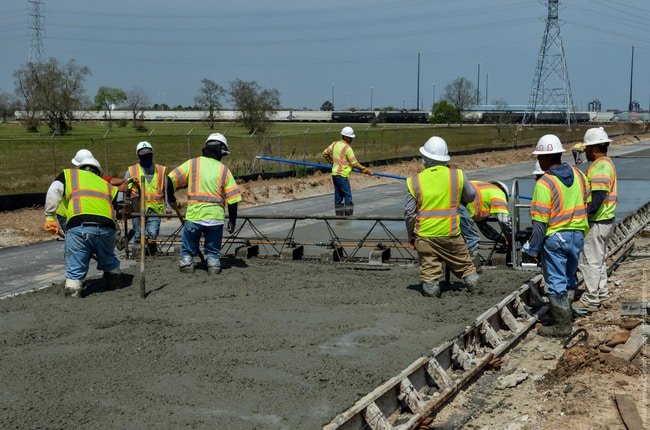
166,133,242,275
405,136,479,298
574,127,617,313
526,134,589,337
44,156,122,298
125,141,167,255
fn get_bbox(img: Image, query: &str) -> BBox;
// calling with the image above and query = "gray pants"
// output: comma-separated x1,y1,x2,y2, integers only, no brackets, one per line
578,221,614,306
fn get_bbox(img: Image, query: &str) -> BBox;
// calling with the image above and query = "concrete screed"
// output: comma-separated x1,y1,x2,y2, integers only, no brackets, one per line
0,256,534,429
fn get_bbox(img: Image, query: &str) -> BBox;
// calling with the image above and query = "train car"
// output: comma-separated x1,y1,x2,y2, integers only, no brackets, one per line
376,111,429,123
331,111,376,123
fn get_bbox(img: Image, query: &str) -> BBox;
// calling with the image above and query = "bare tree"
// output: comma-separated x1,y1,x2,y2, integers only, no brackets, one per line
13,58,91,134
228,79,280,133
94,86,127,129
443,77,477,123
0,91,20,123
126,86,150,127
195,78,225,129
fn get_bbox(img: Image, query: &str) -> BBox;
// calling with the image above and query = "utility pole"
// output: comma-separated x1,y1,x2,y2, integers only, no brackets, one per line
628,45,634,112
416,52,421,111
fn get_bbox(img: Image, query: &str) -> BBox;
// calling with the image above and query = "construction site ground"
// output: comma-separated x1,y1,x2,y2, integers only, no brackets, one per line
0,137,648,429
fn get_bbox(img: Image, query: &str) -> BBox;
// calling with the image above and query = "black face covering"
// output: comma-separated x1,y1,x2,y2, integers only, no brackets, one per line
138,154,153,168
202,144,223,161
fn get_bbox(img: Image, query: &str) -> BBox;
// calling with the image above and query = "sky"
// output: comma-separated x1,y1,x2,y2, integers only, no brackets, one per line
1,0,649,112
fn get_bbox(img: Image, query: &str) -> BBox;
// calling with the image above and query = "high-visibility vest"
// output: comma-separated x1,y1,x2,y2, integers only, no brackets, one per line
407,166,463,237
466,180,509,222
128,164,167,213
586,156,617,221
530,167,589,236
63,169,117,222
168,156,242,221
323,140,358,177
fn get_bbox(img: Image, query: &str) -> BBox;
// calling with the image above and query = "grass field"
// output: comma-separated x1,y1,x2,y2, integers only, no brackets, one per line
0,119,636,195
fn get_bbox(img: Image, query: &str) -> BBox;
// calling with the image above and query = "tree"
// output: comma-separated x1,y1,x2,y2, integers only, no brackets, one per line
94,86,127,129
430,100,460,124
195,78,225,129
13,58,91,134
0,91,20,123
126,86,150,127
320,100,334,111
229,79,280,133
491,98,510,141
443,77,477,122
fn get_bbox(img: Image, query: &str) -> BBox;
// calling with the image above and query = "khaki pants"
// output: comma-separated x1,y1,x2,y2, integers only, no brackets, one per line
578,222,614,306
415,235,476,283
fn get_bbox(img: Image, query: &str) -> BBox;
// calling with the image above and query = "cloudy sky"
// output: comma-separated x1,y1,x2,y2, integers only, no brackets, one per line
1,0,649,112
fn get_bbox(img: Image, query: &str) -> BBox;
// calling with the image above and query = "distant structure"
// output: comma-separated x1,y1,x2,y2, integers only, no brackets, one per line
524,0,575,126
28,0,45,63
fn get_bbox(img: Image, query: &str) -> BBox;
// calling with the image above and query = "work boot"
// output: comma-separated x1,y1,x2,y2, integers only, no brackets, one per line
470,249,482,273
464,272,480,293
103,270,122,290
334,204,344,217
64,279,83,298
539,294,572,338
422,281,441,298
572,299,599,313
566,288,575,303
179,256,195,274
207,258,222,275
344,204,354,216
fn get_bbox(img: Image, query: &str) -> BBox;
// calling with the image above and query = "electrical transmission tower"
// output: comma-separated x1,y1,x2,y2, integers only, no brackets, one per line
525,0,575,126
28,0,45,63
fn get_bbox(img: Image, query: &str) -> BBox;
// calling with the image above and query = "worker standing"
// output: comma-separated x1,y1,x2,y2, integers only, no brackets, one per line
574,127,617,313
166,133,241,275
571,143,585,165
460,180,512,271
44,156,122,298
125,141,167,255
526,135,589,337
405,136,479,298
322,126,373,216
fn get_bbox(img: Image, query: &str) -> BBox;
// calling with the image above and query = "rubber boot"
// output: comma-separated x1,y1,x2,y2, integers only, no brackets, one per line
104,270,122,290
179,255,195,274
422,281,441,298
334,204,344,217
64,279,83,298
464,272,479,293
538,294,572,338
470,249,482,273
344,204,354,216
566,288,575,303
207,258,222,275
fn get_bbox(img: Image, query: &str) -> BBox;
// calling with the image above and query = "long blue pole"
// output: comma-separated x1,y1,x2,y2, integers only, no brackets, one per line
256,155,407,180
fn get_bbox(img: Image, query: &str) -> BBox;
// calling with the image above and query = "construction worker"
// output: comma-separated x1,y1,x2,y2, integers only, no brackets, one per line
44,156,122,298
125,141,167,255
571,142,585,165
405,136,479,298
166,133,241,275
322,126,373,216
532,160,545,180
460,180,512,272
526,134,589,337
574,127,617,313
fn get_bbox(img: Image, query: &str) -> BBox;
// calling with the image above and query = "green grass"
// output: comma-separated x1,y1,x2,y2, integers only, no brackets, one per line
0,120,639,195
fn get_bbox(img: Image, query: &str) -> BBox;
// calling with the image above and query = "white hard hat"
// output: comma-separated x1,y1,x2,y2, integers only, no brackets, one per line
582,127,612,146
71,149,94,166
532,134,565,155
341,126,356,139
136,141,153,155
532,160,545,175
205,133,230,155
78,156,102,173
419,136,450,162
488,180,509,202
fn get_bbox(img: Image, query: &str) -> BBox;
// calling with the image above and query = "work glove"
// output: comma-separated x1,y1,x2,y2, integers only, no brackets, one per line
227,221,236,234
44,219,59,235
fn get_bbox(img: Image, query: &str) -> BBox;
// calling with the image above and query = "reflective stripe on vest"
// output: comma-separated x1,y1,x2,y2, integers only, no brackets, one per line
329,140,356,177
467,180,509,221
64,169,116,221
407,166,462,237
128,164,166,213
530,167,589,235
587,156,617,221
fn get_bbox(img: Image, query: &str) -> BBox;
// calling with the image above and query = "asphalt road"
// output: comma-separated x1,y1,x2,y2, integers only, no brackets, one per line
2,139,649,298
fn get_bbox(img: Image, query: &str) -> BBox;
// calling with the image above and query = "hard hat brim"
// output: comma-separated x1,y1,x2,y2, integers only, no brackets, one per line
419,146,450,162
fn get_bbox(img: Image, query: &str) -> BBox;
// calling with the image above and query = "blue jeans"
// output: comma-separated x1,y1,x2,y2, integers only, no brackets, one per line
541,230,584,296
332,176,352,206
459,205,480,251
65,225,120,281
131,208,161,242
180,220,224,261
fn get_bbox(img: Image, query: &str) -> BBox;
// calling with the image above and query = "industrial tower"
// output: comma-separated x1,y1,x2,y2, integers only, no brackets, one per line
525,0,575,126
28,0,45,63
